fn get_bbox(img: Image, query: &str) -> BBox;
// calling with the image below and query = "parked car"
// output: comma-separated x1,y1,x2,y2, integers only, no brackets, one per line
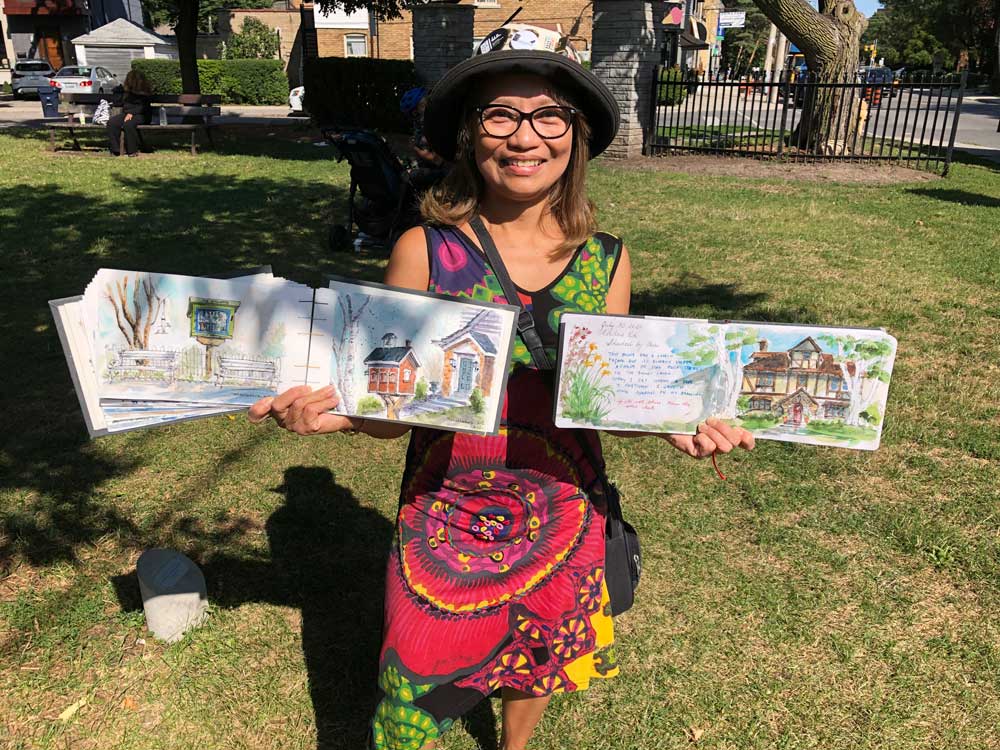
289,85,305,114
10,60,55,98
858,66,896,99
49,66,119,94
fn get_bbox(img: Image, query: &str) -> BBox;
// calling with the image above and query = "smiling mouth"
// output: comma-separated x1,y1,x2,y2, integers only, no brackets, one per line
499,158,545,167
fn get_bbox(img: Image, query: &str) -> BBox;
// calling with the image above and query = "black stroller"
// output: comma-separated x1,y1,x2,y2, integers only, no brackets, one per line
323,128,442,253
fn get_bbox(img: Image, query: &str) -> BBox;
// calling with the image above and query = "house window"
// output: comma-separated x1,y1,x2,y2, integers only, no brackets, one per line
345,33,368,58
402,369,411,383
796,373,808,388
755,372,775,390
750,398,771,411
825,404,847,419
828,376,842,393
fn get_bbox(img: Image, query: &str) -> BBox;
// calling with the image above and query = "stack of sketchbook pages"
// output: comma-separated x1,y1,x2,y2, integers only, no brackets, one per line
50,268,519,437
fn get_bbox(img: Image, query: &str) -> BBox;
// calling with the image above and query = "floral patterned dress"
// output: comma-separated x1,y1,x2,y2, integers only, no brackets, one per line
371,225,624,750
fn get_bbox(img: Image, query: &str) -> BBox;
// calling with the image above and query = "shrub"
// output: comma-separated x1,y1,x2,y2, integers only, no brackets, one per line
657,66,688,106
224,17,280,60
303,56,419,131
469,387,485,415
130,59,287,105
414,379,428,401
357,395,383,415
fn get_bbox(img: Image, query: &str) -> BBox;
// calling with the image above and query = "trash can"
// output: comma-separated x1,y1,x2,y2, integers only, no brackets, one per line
39,87,61,119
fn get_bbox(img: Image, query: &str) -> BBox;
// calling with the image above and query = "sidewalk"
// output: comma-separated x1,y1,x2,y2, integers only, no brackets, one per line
0,97,309,128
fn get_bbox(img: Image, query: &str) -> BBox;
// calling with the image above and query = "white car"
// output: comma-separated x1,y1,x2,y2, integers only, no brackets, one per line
49,65,119,94
11,60,55,98
289,86,305,113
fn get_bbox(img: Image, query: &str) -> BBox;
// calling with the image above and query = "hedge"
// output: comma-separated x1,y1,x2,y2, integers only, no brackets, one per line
657,67,688,106
303,57,420,132
130,59,288,105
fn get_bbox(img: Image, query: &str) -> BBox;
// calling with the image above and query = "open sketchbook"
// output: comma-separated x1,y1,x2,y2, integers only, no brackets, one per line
50,269,518,437
554,313,897,451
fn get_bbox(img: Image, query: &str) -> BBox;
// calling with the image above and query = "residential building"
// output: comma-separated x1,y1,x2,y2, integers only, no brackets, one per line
740,337,855,426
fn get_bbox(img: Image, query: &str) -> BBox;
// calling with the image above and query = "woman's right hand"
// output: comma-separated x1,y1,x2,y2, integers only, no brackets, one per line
247,385,358,436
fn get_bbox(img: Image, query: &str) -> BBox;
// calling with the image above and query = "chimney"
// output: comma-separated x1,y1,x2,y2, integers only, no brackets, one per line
759,340,768,352
405,339,412,348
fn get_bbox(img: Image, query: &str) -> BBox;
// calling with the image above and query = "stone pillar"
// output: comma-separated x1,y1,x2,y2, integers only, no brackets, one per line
591,0,666,159
412,2,475,87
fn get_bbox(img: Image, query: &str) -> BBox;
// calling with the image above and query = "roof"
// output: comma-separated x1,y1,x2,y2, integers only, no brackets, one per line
72,19,175,47
434,310,501,352
744,348,856,376
364,346,419,366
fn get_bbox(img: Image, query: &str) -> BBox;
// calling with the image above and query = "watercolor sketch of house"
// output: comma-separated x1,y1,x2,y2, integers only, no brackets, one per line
363,333,421,397
740,337,855,426
432,310,501,398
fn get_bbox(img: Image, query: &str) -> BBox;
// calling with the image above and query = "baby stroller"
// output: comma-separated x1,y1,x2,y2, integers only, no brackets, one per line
323,128,425,253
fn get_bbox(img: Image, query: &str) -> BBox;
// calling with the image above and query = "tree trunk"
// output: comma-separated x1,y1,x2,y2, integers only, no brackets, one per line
175,0,201,94
753,0,867,153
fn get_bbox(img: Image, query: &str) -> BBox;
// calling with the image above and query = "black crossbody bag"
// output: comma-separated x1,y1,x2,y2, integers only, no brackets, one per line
466,216,641,616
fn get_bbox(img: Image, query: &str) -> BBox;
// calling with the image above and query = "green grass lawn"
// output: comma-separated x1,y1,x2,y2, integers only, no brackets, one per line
1,129,999,750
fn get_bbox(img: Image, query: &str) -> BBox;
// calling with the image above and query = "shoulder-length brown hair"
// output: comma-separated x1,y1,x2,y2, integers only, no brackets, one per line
421,90,597,258
123,70,152,95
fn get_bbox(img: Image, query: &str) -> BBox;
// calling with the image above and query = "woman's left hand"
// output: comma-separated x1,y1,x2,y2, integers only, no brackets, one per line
662,418,755,459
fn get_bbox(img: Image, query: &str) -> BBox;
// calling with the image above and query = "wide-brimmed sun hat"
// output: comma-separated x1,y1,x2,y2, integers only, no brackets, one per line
424,23,620,161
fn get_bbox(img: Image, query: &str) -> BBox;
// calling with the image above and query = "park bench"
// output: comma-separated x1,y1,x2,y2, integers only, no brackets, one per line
108,349,179,383
47,93,221,156
214,357,277,389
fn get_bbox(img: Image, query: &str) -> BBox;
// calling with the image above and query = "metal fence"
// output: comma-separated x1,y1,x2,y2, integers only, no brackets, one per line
648,68,967,174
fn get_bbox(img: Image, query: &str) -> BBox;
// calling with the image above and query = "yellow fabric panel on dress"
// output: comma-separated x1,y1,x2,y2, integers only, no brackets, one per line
561,577,620,690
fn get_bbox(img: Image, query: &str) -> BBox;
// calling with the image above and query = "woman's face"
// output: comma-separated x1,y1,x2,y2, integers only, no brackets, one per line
473,73,574,205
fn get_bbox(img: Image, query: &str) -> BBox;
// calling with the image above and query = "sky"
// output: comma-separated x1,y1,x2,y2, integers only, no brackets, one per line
855,0,882,18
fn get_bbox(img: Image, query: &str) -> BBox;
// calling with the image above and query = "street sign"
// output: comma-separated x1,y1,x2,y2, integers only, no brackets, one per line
718,11,746,29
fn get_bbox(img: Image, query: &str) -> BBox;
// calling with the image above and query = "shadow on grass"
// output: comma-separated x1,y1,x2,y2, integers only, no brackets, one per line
110,466,499,750
905,187,1000,207
630,271,815,322
0,170,380,566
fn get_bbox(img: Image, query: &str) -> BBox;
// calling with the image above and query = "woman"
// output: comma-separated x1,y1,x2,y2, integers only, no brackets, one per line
107,70,152,157
250,24,754,750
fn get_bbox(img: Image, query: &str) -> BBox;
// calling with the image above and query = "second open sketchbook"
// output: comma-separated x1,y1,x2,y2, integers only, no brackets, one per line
50,269,518,437
554,313,897,451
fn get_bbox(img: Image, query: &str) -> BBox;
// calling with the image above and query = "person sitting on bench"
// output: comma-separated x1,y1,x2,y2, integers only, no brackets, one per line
107,70,153,157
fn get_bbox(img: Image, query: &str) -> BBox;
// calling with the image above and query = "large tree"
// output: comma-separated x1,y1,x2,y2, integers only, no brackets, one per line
752,0,868,153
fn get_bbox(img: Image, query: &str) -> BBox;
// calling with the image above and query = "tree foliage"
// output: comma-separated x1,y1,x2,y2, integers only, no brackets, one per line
223,17,280,60
144,0,272,34
862,0,995,72
720,0,772,75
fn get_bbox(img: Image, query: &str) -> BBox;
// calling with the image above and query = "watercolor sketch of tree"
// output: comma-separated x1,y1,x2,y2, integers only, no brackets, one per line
330,294,370,413
104,274,164,350
679,326,758,419
818,334,894,426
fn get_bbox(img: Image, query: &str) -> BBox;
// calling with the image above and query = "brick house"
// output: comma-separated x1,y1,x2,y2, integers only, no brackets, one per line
740,337,855,426
433,309,501,399
364,333,420,397
316,0,594,61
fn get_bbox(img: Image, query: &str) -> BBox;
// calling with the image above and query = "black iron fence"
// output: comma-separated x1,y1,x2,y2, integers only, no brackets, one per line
648,68,967,174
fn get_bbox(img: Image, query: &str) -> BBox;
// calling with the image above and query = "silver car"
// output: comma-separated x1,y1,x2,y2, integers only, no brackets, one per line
11,60,55,98
50,65,119,95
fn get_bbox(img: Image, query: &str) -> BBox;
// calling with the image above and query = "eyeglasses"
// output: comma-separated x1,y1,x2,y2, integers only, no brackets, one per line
475,104,577,139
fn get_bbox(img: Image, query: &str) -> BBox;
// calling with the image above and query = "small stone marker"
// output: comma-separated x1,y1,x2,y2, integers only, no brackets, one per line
136,549,209,643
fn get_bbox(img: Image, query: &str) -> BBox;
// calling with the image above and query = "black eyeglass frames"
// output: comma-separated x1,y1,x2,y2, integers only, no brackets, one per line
475,104,577,139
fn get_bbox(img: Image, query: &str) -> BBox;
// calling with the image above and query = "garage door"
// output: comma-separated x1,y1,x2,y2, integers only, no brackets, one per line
85,47,145,81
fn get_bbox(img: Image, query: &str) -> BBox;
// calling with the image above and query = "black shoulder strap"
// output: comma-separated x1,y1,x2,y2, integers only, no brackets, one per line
467,215,553,371
466,217,621,521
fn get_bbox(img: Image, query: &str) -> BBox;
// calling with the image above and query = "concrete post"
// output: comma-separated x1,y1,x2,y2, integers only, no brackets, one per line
412,2,475,87
591,0,666,158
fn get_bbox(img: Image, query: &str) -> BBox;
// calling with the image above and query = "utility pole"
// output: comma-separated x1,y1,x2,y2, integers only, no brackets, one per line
763,22,777,80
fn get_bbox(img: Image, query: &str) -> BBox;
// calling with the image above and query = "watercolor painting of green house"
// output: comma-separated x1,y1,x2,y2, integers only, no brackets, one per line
740,336,855,427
